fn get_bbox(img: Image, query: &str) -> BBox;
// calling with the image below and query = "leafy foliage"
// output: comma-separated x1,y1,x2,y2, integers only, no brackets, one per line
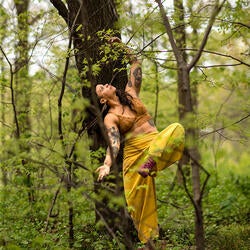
0,0,249,249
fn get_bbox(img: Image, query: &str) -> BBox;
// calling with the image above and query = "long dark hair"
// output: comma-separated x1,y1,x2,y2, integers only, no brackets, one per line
100,88,136,118
116,89,135,112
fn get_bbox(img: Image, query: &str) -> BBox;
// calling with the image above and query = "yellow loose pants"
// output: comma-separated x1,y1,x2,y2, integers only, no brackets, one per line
123,123,185,243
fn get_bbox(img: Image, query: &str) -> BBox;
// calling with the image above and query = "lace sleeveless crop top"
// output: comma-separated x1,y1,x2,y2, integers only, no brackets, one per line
109,97,152,135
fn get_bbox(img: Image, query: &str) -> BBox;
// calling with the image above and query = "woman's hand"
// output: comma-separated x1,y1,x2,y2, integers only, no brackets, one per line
96,164,110,182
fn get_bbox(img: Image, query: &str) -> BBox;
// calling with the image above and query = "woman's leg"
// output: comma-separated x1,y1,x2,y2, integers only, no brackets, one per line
123,134,160,243
124,167,159,243
138,123,185,177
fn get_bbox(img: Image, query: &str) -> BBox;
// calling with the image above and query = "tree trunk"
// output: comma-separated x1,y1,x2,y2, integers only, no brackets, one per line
191,149,205,250
173,0,205,247
50,0,135,247
156,0,205,248
1,55,8,186
14,0,35,203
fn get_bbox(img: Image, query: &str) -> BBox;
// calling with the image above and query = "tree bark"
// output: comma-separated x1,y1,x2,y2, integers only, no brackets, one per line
156,0,205,248
50,0,135,247
156,0,226,248
14,0,35,203
0,13,8,186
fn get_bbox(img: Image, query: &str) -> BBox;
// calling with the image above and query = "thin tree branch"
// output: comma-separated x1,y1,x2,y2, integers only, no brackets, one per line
144,48,250,68
24,157,61,176
186,150,210,202
188,48,250,68
83,192,124,249
57,1,82,146
178,148,211,214
216,17,250,29
216,130,247,143
38,63,77,93
188,0,227,71
177,159,196,208
157,198,189,209
50,0,69,24
57,5,84,246
138,22,191,55
200,113,250,137
58,40,72,145
138,32,166,54
155,0,181,63
44,178,63,232
197,63,243,68
0,45,20,138
126,1,160,44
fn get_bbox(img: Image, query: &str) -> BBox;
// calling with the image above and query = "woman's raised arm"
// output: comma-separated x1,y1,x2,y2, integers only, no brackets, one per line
108,37,142,97
125,59,142,97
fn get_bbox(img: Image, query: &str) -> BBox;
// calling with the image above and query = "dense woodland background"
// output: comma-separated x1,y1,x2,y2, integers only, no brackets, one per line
0,0,249,249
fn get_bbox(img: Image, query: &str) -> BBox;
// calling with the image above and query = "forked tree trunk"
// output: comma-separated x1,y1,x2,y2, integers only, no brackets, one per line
156,0,205,248
156,0,225,248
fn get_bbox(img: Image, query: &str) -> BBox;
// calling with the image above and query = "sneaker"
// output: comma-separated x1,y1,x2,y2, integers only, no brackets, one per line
138,157,157,178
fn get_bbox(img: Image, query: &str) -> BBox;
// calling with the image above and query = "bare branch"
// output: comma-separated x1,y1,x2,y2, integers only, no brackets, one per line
38,63,76,93
197,63,243,68
186,150,210,202
143,48,250,68
28,11,50,25
50,0,69,24
127,3,160,44
188,0,227,71
83,192,124,249
200,113,250,138
138,23,190,55
45,179,63,232
188,48,250,68
138,32,166,54
216,130,248,143
57,1,83,146
178,148,211,210
155,0,182,63
177,160,196,207
0,45,20,137
216,17,250,29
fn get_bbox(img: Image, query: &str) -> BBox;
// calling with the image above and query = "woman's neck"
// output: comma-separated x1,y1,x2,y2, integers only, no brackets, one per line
107,95,121,108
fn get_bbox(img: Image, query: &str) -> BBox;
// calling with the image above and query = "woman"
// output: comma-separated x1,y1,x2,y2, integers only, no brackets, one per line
95,37,185,246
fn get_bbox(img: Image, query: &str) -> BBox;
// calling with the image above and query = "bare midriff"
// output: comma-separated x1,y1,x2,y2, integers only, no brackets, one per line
127,121,158,138
109,96,157,138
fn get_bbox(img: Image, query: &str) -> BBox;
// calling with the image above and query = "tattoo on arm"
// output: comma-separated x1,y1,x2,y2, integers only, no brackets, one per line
107,126,120,159
133,67,142,89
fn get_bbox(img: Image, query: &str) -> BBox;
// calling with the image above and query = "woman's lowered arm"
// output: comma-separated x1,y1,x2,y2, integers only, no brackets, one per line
96,114,120,181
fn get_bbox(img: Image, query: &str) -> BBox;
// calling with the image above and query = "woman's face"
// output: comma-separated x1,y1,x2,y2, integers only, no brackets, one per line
96,84,116,103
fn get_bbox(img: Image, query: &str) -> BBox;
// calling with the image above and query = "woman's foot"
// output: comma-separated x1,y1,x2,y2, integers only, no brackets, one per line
138,157,157,178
